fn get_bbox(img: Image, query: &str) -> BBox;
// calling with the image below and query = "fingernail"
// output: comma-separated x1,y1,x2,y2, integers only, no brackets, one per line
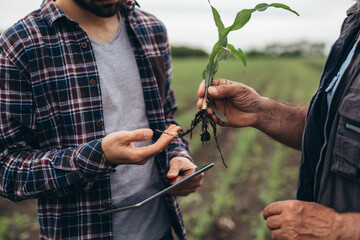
144,129,153,139
209,87,218,95
168,173,177,179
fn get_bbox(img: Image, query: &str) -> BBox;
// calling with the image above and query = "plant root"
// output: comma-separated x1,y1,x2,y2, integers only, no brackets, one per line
180,109,227,168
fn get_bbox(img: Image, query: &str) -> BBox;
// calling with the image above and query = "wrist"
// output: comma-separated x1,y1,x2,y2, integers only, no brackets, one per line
254,96,276,130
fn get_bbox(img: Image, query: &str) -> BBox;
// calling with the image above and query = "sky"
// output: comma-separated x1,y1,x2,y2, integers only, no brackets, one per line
0,0,357,53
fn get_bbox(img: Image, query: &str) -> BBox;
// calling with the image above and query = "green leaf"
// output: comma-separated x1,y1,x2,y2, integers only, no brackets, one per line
204,63,213,89
216,46,232,62
227,44,247,67
211,61,219,76
228,9,255,32
208,102,228,122
208,0,225,34
269,3,300,16
255,3,269,12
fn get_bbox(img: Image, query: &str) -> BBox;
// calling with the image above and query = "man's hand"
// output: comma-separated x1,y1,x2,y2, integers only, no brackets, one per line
197,78,262,128
263,200,347,240
167,157,203,196
197,78,307,150
102,125,181,165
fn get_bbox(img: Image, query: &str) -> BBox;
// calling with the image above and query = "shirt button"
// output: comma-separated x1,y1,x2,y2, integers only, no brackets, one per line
102,201,109,207
96,120,103,128
90,79,96,85
81,42,88,49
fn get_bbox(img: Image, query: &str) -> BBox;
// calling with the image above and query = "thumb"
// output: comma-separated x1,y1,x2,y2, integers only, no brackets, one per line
167,159,182,179
208,85,234,98
124,128,153,142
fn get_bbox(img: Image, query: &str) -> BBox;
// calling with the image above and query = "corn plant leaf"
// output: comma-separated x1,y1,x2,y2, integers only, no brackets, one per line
201,1,299,122
270,3,299,16
228,9,255,32
204,63,213,88
255,3,269,12
216,46,232,62
208,0,225,34
227,44,246,66
209,102,228,122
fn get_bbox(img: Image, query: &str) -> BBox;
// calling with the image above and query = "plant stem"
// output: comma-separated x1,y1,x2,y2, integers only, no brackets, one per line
202,64,214,110
201,95,208,110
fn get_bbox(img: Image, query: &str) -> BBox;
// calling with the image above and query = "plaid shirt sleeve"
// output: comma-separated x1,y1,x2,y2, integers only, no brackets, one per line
0,46,114,202
162,38,192,162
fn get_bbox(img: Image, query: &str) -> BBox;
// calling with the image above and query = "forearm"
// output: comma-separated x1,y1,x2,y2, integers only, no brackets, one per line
336,212,360,239
256,97,308,150
0,140,114,201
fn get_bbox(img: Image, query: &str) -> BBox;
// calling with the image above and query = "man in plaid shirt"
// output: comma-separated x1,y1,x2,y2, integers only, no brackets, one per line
0,0,203,239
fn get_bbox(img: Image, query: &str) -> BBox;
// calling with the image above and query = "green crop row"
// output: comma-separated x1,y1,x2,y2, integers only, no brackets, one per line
175,56,324,239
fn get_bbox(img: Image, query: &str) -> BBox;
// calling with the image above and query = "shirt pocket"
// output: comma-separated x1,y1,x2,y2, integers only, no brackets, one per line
332,93,360,183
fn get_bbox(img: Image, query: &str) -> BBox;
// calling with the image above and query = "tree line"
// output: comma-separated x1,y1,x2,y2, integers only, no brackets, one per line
171,41,325,58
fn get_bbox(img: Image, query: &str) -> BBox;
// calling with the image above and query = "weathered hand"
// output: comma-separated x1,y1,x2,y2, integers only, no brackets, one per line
263,200,342,240
197,78,262,128
167,157,203,196
102,125,181,165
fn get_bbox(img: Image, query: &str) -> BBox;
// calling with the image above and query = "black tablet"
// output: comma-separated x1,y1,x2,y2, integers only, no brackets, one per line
99,162,214,215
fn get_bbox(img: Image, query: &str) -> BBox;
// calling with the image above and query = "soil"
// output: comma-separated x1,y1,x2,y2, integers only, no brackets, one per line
179,127,301,240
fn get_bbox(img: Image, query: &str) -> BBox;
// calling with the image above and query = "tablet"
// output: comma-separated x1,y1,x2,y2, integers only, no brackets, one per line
99,162,214,215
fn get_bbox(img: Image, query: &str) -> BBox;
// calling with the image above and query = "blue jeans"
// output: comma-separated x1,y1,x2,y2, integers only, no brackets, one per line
159,229,174,240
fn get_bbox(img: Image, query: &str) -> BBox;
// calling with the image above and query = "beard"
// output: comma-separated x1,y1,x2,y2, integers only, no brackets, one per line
73,0,123,18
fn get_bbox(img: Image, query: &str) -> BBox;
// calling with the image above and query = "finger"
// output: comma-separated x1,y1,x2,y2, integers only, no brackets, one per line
263,201,284,220
167,158,183,179
167,157,196,179
170,172,203,186
130,125,181,161
208,79,240,99
168,178,203,196
208,84,236,99
266,215,282,230
153,125,181,149
197,97,204,109
197,80,206,97
211,78,231,87
271,229,283,240
123,128,154,143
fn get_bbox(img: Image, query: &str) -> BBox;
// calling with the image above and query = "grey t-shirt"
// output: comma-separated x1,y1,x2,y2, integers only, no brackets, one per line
91,16,171,240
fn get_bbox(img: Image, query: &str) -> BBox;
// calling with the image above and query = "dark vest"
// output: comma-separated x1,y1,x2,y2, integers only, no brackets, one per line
298,3,360,212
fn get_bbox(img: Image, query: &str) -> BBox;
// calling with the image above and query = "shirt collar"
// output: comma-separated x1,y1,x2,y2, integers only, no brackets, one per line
347,2,360,16
41,0,137,27
41,0,67,27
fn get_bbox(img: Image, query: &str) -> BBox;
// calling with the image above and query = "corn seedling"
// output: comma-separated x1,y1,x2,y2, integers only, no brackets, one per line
180,1,299,167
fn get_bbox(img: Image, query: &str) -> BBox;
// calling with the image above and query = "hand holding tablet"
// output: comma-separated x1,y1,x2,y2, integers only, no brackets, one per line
99,162,214,215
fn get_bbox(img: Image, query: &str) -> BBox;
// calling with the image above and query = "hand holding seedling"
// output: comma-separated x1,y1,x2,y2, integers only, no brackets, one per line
102,125,181,165
197,78,262,128
181,1,299,167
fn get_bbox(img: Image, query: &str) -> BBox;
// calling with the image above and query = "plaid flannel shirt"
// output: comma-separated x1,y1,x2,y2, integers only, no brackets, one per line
0,0,191,239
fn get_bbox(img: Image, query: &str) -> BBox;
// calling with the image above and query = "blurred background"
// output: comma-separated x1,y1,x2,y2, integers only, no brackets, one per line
0,0,357,239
